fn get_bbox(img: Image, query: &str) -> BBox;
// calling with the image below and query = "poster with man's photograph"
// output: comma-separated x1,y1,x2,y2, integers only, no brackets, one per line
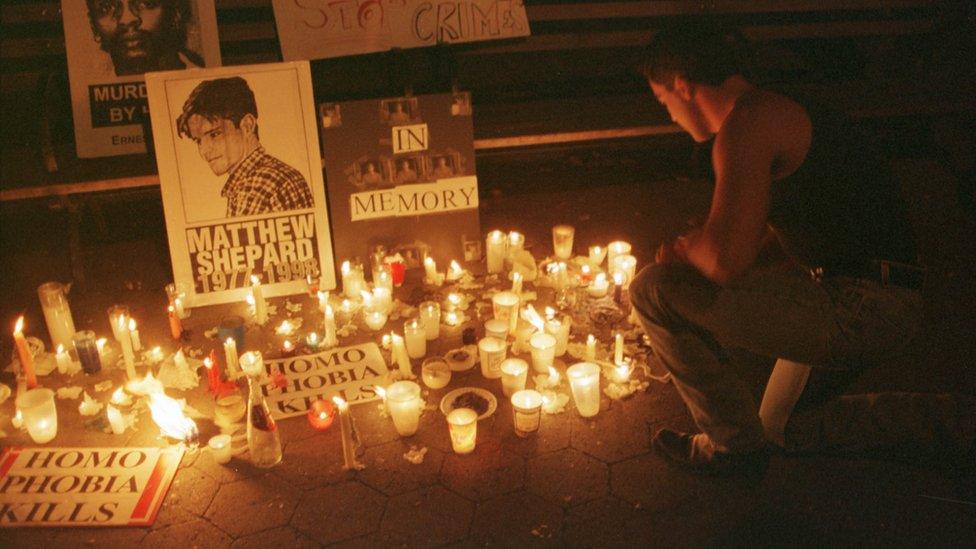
62,0,221,158
146,62,335,306
321,92,479,269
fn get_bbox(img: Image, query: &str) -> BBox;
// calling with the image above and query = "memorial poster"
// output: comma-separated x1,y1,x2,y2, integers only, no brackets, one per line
321,92,480,269
272,0,530,61
61,0,221,158
146,62,336,307
0,446,184,527
262,342,388,419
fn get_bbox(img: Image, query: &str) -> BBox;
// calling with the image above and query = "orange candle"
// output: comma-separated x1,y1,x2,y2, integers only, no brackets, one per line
168,305,183,340
13,317,37,389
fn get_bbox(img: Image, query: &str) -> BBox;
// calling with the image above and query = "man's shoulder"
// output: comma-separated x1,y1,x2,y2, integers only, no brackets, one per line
250,150,307,183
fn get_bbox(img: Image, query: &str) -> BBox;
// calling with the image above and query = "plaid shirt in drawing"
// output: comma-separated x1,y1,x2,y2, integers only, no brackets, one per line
221,146,313,217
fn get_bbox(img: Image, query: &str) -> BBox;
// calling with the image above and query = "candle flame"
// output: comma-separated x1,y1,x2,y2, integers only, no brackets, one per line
581,264,591,274
449,260,462,273
128,318,137,331
96,338,107,352
613,271,624,284
489,229,504,241
374,385,386,399
204,356,213,369
308,332,319,344
283,340,294,351
276,320,294,335
245,294,256,306
382,334,391,347
325,304,335,318
447,293,460,305
318,290,329,304
332,395,348,410
544,306,556,320
595,272,607,284
117,314,127,331
341,260,351,274
250,274,261,286
509,231,523,244
548,366,559,383
57,344,64,354
168,304,175,314
360,290,373,306
521,305,546,332
14,316,24,334
424,256,435,267
149,390,198,442
587,334,595,345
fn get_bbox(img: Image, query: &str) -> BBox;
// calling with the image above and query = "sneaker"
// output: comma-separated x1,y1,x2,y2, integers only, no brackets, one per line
651,428,769,477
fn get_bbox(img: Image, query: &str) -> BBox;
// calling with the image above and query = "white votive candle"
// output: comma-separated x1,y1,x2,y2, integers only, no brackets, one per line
486,230,506,274
588,245,607,267
386,380,422,436
492,291,520,335
17,388,58,443
364,310,388,331
55,344,71,375
404,319,427,359
499,358,529,397
208,434,233,465
224,337,240,377
614,332,624,365
611,254,637,289
447,408,478,455
529,332,557,374
552,224,575,259
419,301,441,340
421,358,452,389
511,390,543,437
478,337,507,379
567,362,601,418
607,240,632,267
588,273,609,298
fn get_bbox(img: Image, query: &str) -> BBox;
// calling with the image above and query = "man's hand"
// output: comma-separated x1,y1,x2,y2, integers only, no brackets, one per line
655,229,700,264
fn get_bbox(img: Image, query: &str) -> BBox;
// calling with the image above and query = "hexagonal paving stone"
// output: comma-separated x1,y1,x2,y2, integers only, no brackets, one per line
377,486,474,546
291,481,386,545
271,429,351,489
526,447,608,507
153,465,218,528
205,474,298,537
469,491,564,546
357,440,445,495
141,518,233,549
440,436,526,501
561,496,645,547
570,402,650,464
231,526,319,549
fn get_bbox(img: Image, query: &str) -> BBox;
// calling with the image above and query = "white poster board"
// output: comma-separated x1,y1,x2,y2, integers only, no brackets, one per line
61,0,221,158
0,447,183,527
272,0,530,61
146,62,336,307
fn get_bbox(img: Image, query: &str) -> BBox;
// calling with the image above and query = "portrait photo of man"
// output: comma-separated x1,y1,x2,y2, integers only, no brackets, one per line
86,0,204,76
431,155,456,178
394,157,418,184
175,76,314,218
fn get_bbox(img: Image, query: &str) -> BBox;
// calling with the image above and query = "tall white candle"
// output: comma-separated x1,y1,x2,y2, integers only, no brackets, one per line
250,275,268,324
332,396,364,470
567,362,601,417
391,334,412,377
127,318,142,352
486,230,506,274
37,282,76,351
341,261,366,299
403,319,427,359
323,305,339,347
118,315,137,380
511,271,523,295
108,306,128,343
419,301,440,340
423,256,439,284
223,337,239,377
500,358,529,397
614,332,624,365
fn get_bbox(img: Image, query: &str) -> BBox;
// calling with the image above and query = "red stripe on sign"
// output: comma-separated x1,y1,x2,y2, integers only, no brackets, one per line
129,451,171,521
0,447,22,478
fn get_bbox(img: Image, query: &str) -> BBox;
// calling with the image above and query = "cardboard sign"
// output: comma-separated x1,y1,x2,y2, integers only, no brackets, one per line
321,92,481,270
272,0,530,61
261,342,389,419
146,62,336,307
0,447,184,527
61,0,221,158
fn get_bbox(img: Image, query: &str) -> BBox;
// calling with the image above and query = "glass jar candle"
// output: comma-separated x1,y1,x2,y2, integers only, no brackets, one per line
386,381,423,436
499,358,529,397
421,357,452,389
529,332,557,373
567,362,601,418
419,301,441,340
492,291,520,335
38,282,76,350
447,408,478,455
403,319,427,359
72,330,102,375
17,388,58,443
478,337,507,379
552,224,575,259
511,390,543,437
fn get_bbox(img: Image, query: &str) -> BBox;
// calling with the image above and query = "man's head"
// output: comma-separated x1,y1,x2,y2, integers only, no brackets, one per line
177,77,260,176
639,24,751,141
86,0,190,76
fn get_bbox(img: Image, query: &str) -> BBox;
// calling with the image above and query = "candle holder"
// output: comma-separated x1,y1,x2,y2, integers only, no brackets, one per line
529,332,557,374
607,241,632,267
307,399,336,431
499,358,529,397
478,337,507,379
418,301,441,340
486,230,507,274
208,434,233,464
37,282,76,350
567,362,601,418
511,390,543,437
386,381,423,436
552,224,575,260
72,330,102,375
484,318,509,341
165,282,191,319
421,357,452,389
17,388,58,443
107,305,129,342
492,291,520,335
403,319,427,359
447,408,478,455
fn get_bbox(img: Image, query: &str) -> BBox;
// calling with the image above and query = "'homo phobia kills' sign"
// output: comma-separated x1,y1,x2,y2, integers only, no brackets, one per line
0,447,183,527
262,342,389,419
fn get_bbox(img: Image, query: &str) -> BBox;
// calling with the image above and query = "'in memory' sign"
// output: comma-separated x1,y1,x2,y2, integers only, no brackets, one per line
0,447,184,527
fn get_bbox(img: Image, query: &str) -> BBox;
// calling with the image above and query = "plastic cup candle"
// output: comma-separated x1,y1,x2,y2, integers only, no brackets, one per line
567,362,601,418
499,358,529,397
447,408,478,455
586,334,597,362
386,381,423,436
419,302,441,340
165,282,191,319
492,291,520,335
107,305,129,342
588,245,607,267
544,314,571,357
37,282,76,350
403,319,427,359
552,224,575,259
607,240,632,266
484,318,509,340
208,434,233,464
529,332,557,374
73,330,102,375
421,358,452,389
364,310,388,331
511,390,543,437
307,398,335,431
611,254,638,289
250,275,268,324
341,261,366,299
508,231,525,255
478,337,507,379
588,273,609,298
13,317,37,388
107,404,126,435
55,344,71,375
17,388,57,443
486,230,506,274
372,287,393,313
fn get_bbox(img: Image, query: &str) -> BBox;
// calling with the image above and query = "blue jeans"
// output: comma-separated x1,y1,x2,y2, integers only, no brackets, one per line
630,262,969,454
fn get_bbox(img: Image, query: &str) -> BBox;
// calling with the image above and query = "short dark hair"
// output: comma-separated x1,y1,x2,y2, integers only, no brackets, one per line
86,0,191,48
638,23,752,87
176,77,258,139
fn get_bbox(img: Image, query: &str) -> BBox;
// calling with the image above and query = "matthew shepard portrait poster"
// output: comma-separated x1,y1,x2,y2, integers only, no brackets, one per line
146,62,336,307
321,92,480,269
61,0,221,158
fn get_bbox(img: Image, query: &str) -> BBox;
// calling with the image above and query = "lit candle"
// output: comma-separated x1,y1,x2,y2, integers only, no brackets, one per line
108,305,128,342
166,282,189,319
374,268,393,291
372,286,393,314
208,434,232,465
511,271,523,295
447,408,478,455
363,310,388,331
511,390,543,437
614,332,624,365
275,320,295,336
567,362,601,418
96,337,111,366
529,332,557,374
385,380,423,436
612,271,624,304
446,260,464,282
484,318,509,340
13,318,37,389
611,254,638,289
508,231,525,255
403,319,427,359
544,313,571,357
110,386,133,407
391,334,412,377
552,224,575,259
580,264,593,285
585,334,597,362
239,350,265,378
17,388,58,443
421,358,451,389
37,282,76,350
317,290,329,312
547,366,561,387
443,310,462,327
127,318,141,352
423,256,440,285
492,291,520,335
446,292,462,311
305,331,322,351
612,359,633,384
55,344,71,374
281,340,296,357
307,398,335,431
332,396,364,470
607,240,632,267
204,356,219,393
588,245,607,267
323,305,339,347
250,275,268,324
168,305,183,340
500,358,529,397
146,346,165,365
338,299,356,324
223,337,239,378
588,273,609,298
478,336,507,379
117,315,137,380
341,261,366,299
486,230,506,274
419,301,441,340
107,404,126,434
